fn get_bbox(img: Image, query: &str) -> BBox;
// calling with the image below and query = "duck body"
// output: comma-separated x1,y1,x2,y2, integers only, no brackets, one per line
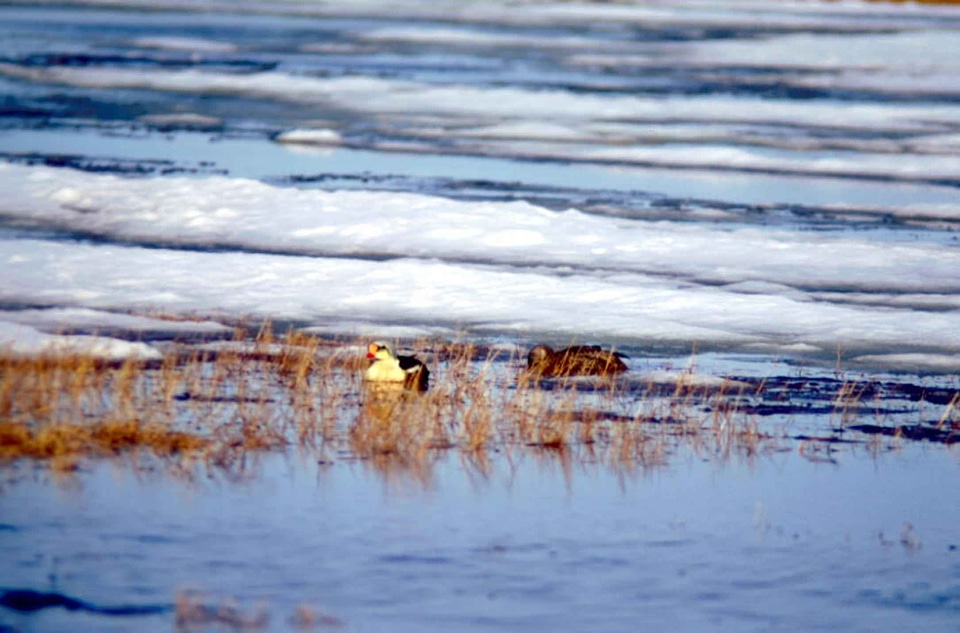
365,341,429,392
526,344,628,378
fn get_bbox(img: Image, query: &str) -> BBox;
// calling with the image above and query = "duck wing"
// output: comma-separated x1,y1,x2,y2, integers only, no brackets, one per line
559,345,603,355
552,347,628,376
560,345,629,359
397,355,424,372
398,355,430,391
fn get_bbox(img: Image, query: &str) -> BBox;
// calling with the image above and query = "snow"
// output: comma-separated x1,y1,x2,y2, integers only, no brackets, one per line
0,320,162,360
0,163,958,357
640,371,753,389
130,36,238,54
654,30,960,73
5,235,958,357
137,113,222,127
275,128,343,146
355,26,630,51
850,353,960,372
0,307,233,337
571,30,960,98
451,122,598,143
3,163,958,295
3,64,958,136
586,145,960,184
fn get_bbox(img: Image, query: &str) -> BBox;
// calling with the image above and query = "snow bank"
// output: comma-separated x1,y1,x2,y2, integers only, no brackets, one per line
275,128,343,146
0,321,162,360
1,160,957,359
1,163,957,295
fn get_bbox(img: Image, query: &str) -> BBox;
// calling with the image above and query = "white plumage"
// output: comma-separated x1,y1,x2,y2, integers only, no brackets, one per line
364,341,429,392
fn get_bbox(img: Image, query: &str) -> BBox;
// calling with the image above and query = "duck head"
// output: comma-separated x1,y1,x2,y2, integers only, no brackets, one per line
367,341,396,361
527,344,555,369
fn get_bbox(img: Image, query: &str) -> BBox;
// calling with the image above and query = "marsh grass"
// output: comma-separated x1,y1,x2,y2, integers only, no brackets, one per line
0,354,208,472
2,326,953,482
174,589,269,631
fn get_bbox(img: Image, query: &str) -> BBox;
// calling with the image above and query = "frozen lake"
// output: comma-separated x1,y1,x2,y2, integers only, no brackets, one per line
0,0,959,631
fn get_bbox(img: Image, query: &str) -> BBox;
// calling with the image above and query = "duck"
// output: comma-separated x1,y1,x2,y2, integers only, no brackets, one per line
526,344,628,378
364,341,430,392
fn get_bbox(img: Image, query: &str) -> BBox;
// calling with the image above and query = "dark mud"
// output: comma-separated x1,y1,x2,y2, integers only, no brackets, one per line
0,589,167,617
0,151,225,176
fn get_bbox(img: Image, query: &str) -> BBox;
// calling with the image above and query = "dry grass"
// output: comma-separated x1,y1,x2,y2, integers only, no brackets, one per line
4,323,942,483
174,590,269,631
0,354,205,472
0,418,208,460
0,325,339,475
172,589,344,631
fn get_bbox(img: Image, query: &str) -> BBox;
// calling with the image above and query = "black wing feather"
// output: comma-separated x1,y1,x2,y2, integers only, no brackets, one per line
397,355,424,371
398,354,429,391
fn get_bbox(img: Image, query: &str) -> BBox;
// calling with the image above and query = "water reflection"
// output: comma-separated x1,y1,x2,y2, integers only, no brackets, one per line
2,429,959,633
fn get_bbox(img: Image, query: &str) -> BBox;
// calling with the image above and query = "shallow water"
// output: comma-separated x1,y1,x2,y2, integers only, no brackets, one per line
1,1,960,630
2,444,960,632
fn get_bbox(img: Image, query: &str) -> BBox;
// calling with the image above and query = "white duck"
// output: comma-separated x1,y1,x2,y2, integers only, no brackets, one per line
364,341,430,392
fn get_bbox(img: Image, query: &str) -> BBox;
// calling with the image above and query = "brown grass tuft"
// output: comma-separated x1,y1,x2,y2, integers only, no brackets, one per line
174,590,269,631
0,419,209,461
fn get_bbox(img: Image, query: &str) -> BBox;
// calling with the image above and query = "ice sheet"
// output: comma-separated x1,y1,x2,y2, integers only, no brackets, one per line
1,164,958,357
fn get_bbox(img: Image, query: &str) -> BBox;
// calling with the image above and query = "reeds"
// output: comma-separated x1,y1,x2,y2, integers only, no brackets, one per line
3,324,940,483
174,590,269,631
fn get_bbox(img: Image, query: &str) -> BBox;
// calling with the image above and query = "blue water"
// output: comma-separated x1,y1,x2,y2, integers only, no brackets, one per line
2,448,959,633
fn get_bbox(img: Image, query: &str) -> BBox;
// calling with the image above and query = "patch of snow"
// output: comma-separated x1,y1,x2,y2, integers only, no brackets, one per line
0,307,233,336
675,30,960,73
355,25,629,51
0,320,162,360
850,353,960,372
137,113,222,127
586,145,960,184
130,36,237,54
3,64,958,136
301,323,449,340
640,370,753,389
453,121,597,143
275,128,343,146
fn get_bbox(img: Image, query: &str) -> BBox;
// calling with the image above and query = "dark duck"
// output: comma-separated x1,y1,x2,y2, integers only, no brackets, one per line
526,344,628,378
